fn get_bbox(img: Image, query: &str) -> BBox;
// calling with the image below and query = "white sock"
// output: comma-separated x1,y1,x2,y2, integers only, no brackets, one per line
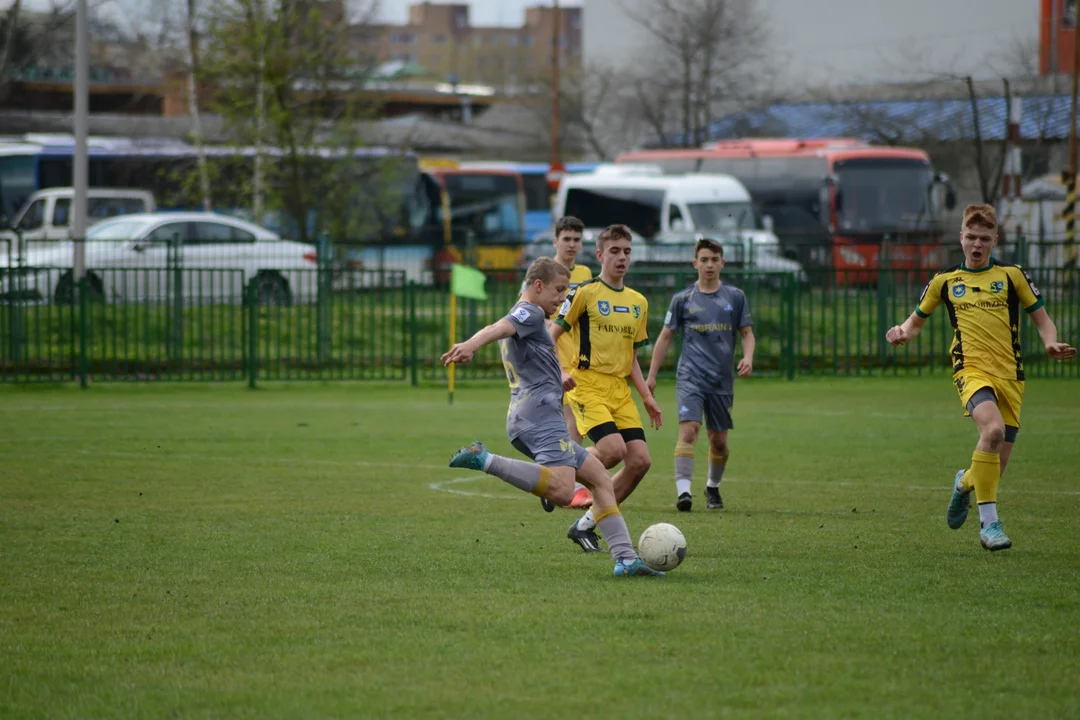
576,508,596,531
675,478,692,496
978,502,999,526
573,482,586,493
706,478,721,489
482,453,494,472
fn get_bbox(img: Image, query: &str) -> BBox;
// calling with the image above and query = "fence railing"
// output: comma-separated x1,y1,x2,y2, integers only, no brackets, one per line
2,264,1077,385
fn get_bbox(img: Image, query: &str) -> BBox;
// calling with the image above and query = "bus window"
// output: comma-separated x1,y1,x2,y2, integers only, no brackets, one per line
564,187,664,239
444,173,522,242
522,172,552,212
0,155,37,220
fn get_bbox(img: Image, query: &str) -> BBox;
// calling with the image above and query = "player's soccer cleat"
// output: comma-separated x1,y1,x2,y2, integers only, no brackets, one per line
541,487,592,512
676,492,693,512
980,521,1012,552
570,487,593,509
448,441,489,471
613,557,665,577
567,520,603,553
705,486,724,510
947,469,971,529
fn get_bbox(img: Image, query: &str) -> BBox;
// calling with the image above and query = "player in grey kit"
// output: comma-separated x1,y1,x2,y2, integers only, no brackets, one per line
443,257,663,577
646,238,755,512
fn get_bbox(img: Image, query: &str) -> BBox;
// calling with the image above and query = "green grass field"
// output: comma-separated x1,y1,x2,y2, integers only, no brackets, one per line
2,377,1079,719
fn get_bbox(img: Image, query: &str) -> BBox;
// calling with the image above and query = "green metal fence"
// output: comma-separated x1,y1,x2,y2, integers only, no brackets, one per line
1,265,1077,386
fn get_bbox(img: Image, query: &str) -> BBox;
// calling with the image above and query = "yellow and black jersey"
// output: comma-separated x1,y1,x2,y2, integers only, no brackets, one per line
519,264,592,372
554,278,648,378
552,265,593,371
916,259,1044,380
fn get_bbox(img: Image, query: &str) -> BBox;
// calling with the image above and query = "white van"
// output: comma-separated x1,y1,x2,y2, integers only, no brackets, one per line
0,188,156,246
541,168,805,279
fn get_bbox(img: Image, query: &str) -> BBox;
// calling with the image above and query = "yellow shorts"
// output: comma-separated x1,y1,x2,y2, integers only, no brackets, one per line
953,370,1024,428
566,368,643,437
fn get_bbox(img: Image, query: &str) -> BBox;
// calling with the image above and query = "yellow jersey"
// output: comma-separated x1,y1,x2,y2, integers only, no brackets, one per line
555,278,649,378
916,260,1044,380
552,264,593,371
519,263,592,371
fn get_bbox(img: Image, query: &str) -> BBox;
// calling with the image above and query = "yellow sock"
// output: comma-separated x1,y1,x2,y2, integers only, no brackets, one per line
592,504,621,523
532,466,552,498
675,442,694,458
968,450,1000,505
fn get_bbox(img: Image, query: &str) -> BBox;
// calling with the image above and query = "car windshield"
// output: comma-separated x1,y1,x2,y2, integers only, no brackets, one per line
687,202,758,230
86,219,150,239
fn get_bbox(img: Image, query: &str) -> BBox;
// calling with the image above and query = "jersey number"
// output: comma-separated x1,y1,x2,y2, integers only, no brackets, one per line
498,339,520,388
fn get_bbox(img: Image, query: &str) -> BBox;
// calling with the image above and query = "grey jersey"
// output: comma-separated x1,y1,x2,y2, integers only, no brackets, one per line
500,301,564,439
664,283,752,393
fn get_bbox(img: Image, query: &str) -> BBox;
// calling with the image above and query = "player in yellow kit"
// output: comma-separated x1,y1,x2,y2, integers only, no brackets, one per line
531,216,595,512
886,204,1075,551
551,223,663,552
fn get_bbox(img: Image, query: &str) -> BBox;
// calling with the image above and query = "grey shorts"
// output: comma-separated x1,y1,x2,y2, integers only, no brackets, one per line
510,419,590,470
677,386,733,432
965,387,1020,442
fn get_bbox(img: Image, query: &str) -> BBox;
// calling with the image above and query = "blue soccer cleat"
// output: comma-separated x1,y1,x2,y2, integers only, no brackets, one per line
614,557,665,577
947,469,972,529
449,441,489,471
980,521,1013,552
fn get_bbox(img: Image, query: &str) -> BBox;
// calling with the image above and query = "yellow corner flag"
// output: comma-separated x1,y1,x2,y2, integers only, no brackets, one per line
448,263,487,405
450,263,487,300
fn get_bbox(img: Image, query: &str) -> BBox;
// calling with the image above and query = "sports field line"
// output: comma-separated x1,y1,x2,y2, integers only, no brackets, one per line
25,447,1080,497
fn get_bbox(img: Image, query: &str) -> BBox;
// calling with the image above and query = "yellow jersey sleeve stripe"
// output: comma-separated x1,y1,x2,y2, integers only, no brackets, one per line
633,339,650,349
554,317,571,331
915,306,931,318
1025,297,1045,313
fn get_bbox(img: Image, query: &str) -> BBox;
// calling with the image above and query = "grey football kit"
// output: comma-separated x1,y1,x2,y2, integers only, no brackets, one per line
663,284,752,431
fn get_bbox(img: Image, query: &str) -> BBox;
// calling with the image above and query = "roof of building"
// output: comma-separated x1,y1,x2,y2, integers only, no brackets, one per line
652,95,1079,148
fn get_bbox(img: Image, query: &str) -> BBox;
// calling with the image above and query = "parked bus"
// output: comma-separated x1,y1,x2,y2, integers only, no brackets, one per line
459,160,598,241
616,138,957,284
419,160,529,279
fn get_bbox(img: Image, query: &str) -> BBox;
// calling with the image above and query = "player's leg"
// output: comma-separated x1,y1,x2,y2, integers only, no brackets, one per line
674,383,703,511
703,394,734,510
704,430,729,509
996,378,1024,478
568,420,625,545
574,452,663,576
448,439,575,507
967,393,1011,550
539,401,593,513
610,431,651,503
675,421,700,511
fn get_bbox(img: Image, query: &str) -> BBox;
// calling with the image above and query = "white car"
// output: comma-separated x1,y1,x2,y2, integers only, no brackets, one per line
0,212,318,305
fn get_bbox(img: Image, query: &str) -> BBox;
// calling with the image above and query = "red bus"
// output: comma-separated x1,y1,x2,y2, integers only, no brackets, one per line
617,138,957,284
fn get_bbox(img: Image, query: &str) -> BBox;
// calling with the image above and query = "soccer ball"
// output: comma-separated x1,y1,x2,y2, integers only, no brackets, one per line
637,522,687,571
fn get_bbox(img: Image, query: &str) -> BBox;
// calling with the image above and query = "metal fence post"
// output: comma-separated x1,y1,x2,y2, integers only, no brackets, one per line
168,233,183,370
408,280,418,386
784,272,797,380
78,275,89,389
317,234,330,362
247,281,258,389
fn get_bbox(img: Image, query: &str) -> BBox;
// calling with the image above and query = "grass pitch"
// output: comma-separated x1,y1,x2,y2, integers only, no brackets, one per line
2,377,1079,719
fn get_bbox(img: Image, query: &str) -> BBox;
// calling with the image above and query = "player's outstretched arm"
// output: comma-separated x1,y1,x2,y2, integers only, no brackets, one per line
1029,307,1078,360
646,327,676,394
886,312,927,346
737,325,756,377
442,318,516,366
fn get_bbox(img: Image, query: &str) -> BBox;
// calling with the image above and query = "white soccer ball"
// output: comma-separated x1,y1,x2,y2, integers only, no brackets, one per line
637,522,687,571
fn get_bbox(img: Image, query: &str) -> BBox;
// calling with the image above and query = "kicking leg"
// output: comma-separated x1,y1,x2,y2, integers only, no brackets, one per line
966,400,1011,550
449,441,574,506
575,454,662,576
569,427,626,541
539,402,595,513
610,432,651,504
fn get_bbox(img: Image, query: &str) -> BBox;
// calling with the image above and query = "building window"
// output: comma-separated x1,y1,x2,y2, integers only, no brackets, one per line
523,35,533,48
432,34,447,45
507,35,518,47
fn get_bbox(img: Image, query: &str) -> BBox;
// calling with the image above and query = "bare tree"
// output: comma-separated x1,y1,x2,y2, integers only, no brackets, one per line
0,0,22,85
622,0,768,147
